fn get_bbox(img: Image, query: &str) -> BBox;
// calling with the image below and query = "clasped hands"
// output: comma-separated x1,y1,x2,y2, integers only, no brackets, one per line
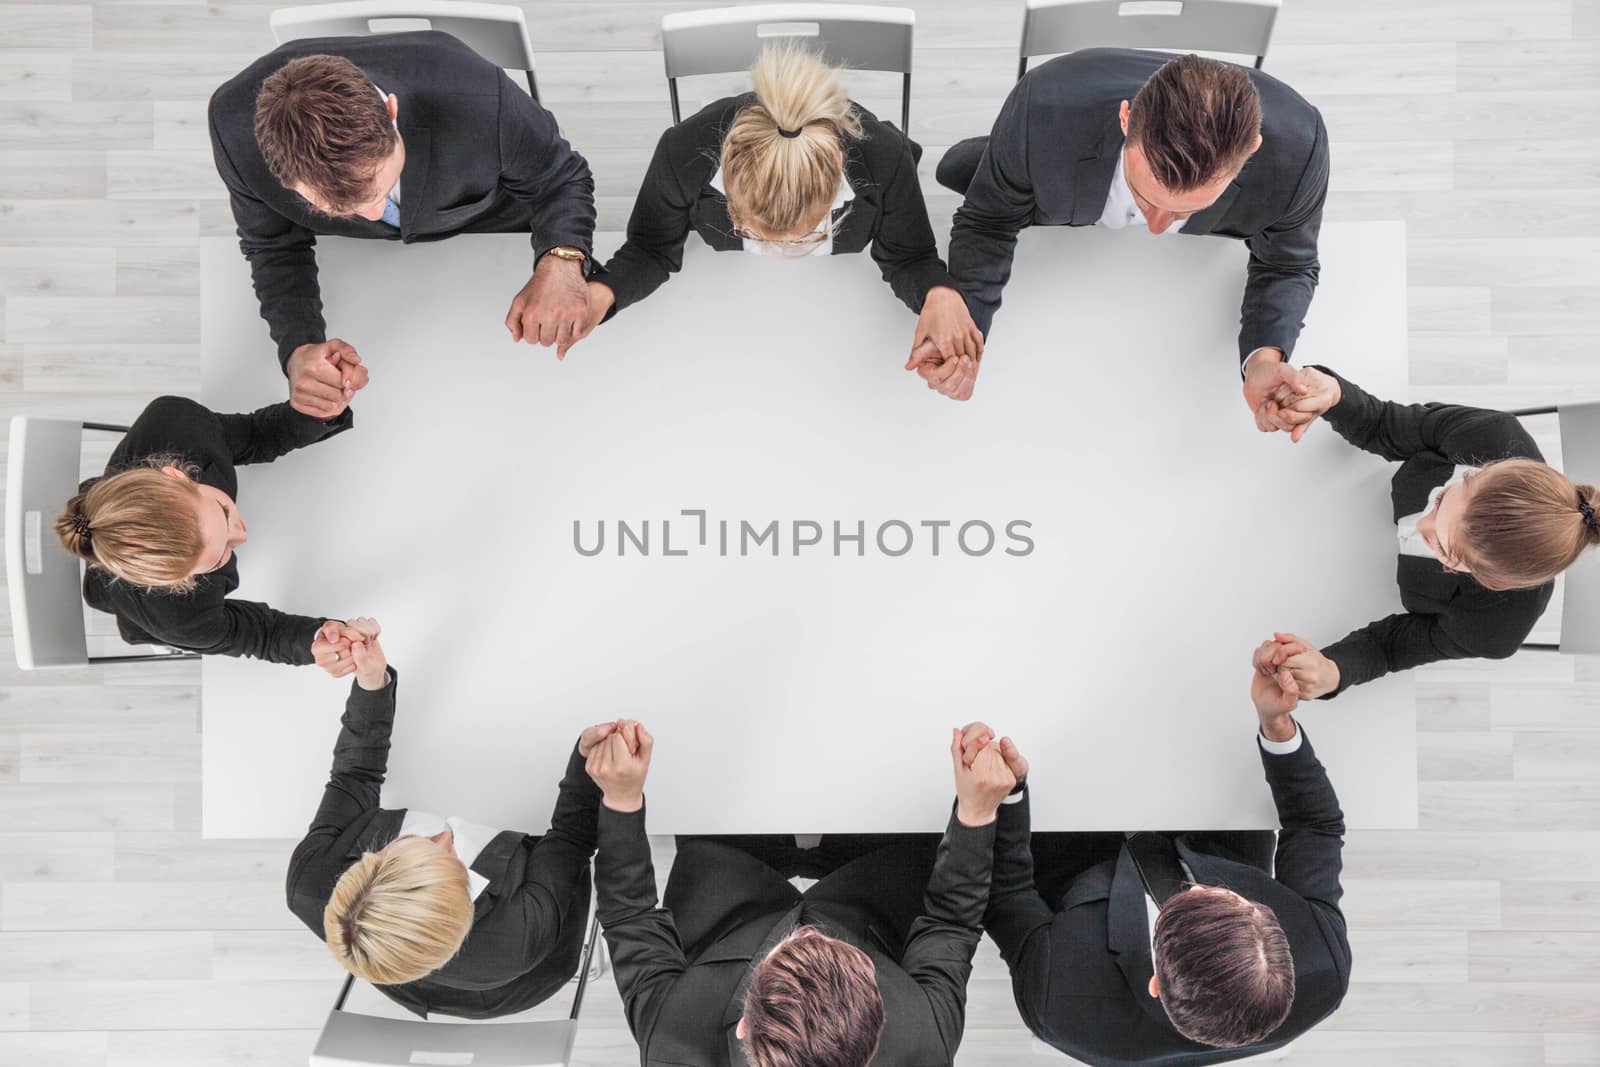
311,617,386,685
1242,354,1342,443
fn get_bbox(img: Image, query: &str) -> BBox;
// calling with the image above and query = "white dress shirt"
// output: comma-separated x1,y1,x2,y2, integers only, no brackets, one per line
709,166,855,257
395,811,502,900
1098,149,1187,234
1398,465,1475,560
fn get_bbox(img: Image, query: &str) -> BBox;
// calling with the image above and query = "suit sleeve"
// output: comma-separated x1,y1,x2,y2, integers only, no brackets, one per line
868,136,958,314
592,127,698,316
1316,368,1541,466
899,808,994,1057
947,75,1038,337
286,671,397,904
1320,608,1518,697
516,742,604,964
1261,727,1350,979
125,588,326,666
595,803,688,1049
1237,110,1329,365
982,786,1058,1036
497,73,596,264
208,91,326,370
214,402,353,466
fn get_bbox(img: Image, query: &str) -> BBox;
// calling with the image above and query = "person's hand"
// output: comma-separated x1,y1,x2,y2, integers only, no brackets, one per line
1263,365,1341,443
957,721,1029,785
578,721,619,758
311,620,355,679
907,339,980,401
910,285,983,372
1242,350,1307,433
286,339,367,419
952,726,1016,827
506,254,590,352
1250,642,1300,742
1256,631,1340,701
555,281,615,361
342,616,388,690
586,718,653,813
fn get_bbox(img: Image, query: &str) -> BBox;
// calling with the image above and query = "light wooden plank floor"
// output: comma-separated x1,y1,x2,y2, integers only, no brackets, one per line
1,2,1597,1063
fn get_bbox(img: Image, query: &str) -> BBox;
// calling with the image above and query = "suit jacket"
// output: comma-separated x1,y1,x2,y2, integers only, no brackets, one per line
286,670,600,1019
209,30,597,366
81,395,350,664
947,48,1329,363
985,730,1350,1066
1316,369,1554,696
595,804,995,1066
595,94,956,316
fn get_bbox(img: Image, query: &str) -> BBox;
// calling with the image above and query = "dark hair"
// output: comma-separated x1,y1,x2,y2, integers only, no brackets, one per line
742,926,884,1067
1455,458,1600,591
1152,886,1294,1048
1126,54,1262,193
254,54,397,214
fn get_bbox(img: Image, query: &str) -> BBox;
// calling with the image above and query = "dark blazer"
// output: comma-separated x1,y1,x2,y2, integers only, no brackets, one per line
595,804,995,1065
209,30,597,366
947,48,1329,363
287,669,600,1019
595,94,956,316
1315,369,1554,695
81,395,350,664
986,730,1350,1066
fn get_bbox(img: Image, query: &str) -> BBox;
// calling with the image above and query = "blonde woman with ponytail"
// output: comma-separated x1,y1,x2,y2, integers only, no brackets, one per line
571,44,983,397
56,394,365,670
290,619,619,1017
1251,366,1599,699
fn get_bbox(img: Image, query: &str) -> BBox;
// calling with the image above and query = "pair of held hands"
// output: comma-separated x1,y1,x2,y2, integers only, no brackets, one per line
574,718,1024,829
312,617,388,687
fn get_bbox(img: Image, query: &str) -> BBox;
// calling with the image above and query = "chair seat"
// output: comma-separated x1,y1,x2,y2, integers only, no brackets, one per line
310,1008,577,1067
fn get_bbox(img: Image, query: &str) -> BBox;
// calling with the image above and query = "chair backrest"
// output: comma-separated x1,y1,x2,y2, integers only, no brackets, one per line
661,4,915,127
1558,401,1600,655
270,1,538,93
1018,0,1281,78
6,416,91,670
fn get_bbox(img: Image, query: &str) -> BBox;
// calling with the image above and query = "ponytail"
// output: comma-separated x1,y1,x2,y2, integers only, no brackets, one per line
721,43,862,237
54,458,206,590
1456,459,1600,591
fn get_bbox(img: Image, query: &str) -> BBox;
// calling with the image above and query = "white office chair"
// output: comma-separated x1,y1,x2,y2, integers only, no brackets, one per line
1514,401,1600,655
5,416,200,671
270,0,541,101
309,913,602,1066
1017,0,1281,80
661,4,916,131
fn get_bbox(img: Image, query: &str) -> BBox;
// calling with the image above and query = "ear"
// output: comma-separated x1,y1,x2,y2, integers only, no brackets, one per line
1118,100,1131,135
736,1015,747,1040
1250,133,1264,155
1148,974,1160,999
385,93,399,121
158,465,190,482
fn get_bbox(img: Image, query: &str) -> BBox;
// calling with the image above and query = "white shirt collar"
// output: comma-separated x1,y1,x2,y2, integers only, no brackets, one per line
372,82,401,206
1098,148,1185,235
1398,465,1476,560
709,165,854,257
394,810,502,900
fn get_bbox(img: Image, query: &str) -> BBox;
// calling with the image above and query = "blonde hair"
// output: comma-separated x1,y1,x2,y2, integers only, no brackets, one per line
324,836,474,985
1456,458,1600,591
721,44,863,238
55,458,207,591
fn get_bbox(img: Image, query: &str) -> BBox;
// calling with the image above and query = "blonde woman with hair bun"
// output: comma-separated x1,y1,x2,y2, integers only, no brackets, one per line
55,394,368,671
1252,366,1600,700
290,618,620,1016
569,44,984,398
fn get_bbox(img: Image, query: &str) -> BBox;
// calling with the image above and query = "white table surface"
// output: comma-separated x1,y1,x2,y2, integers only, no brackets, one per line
200,221,1414,838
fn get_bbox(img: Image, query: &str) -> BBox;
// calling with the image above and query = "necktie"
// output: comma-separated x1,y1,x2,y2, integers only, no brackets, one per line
1125,831,1188,907
380,198,400,228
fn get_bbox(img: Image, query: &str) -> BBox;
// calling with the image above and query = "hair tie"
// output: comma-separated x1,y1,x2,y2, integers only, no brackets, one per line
1579,495,1598,533
70,510,92,541
777,126,802,139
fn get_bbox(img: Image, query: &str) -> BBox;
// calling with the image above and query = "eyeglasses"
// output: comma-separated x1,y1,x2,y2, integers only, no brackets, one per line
728,204,852,257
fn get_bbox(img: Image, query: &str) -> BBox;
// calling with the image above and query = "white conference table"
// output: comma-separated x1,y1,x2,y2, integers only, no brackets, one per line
200,221,1414,838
